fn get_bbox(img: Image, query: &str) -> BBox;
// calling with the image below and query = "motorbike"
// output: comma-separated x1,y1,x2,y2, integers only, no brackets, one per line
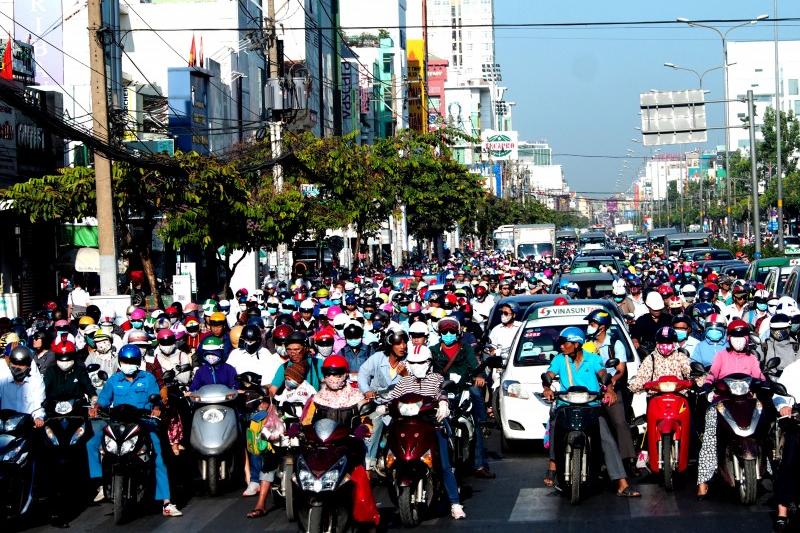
641,375,693,490
712,370,776,505
544,357,618,505
270,399,305,522
0,409,34,521
100,403,160,524
188,381,242,496
40,395,93,522
294,404,375,533
384,392,441,527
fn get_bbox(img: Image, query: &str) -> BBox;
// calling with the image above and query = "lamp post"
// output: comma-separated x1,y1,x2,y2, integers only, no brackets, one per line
678,13,769,245
663,62,724,89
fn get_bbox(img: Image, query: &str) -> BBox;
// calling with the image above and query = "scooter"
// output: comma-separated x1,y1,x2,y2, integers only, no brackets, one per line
384,392,441,527
188,382,241,496
713,372,775,505
271,399,305,522
40,396,93,523
0,409,34,521
642,375,693,490
100,404,159,524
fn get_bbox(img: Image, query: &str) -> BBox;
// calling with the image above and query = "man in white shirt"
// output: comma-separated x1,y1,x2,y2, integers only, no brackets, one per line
488,302,521,358
0,347,45,426
67,282,91,319
226,324,282,386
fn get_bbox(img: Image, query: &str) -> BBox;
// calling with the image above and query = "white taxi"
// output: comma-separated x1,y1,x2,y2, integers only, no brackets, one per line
496,300,645,449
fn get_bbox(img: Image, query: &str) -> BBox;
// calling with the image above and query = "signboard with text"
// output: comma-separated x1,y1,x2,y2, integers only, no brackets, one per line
481,130,518,161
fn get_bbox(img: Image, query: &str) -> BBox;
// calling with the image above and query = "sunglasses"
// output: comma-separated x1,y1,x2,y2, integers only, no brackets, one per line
322,368,347,377
316,340,334,347
500,312,513,317
410,333,427,339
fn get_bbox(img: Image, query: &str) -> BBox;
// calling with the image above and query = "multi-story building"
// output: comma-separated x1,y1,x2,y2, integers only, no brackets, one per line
427,0,495,84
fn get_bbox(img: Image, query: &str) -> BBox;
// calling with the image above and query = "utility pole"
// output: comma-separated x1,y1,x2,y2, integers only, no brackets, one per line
88,0,117,295
774,0,784,248
267,0,288,280
748,90,762,256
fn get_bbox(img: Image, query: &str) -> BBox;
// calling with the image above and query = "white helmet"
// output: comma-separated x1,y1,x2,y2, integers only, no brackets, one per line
777,296,798,315
406,345,432,379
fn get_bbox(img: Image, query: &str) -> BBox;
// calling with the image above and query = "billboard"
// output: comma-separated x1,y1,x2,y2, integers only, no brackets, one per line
14,0,63,85
481,130,518,161
0,99,16,183
639,90,707,146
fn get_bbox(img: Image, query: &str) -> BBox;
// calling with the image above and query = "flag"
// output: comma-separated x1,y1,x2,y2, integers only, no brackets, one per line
198,36,204,68
188,34,196,67
0,35,12,80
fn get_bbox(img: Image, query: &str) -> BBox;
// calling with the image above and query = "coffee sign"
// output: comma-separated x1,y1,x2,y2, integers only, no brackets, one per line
481,130,518,161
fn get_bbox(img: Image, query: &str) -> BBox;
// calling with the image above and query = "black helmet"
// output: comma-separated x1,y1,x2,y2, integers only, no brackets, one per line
654,327,678,343
241,324,262,354
698,287,714,303
343,322,364,340
285,331,307,347
8,345,33,366
275,314,297,329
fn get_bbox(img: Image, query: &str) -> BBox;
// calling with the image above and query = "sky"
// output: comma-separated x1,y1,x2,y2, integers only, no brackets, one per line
494,0,800,196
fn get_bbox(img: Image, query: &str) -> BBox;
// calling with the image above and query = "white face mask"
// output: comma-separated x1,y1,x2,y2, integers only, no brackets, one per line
120,363,138,376
317,345,333,357
160,344,177,355
586,325,598,336
57,360,75,371
96,340,112,354
409,360,431,379
276,345,287,357
500,313,513,325
730,337,748,352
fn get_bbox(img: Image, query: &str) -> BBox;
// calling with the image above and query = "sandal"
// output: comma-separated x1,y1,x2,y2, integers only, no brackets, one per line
616,486,641,498
246,508,268,519
543,469,556,487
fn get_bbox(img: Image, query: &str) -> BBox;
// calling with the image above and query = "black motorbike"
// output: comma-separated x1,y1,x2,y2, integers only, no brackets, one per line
0,409,34,521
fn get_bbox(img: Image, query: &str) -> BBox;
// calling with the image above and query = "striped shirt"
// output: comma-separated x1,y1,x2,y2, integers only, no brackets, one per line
388,373,446,402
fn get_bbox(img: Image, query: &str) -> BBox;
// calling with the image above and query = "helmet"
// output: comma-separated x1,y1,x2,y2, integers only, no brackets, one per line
727,319,751,338
200,336,224,352
698,287,714,303
130,308,146,321
409,321,429,336
202,299,219,316
585,309,611,328
343,321,364,339
229,325,243,348
316,288,330,299
127,329,150,345
655,327,678,343
499,302,519,314
771,313,791,329
241,325,262,354
273,324,294,343
209,312,227,326
385,328,410,345
553,297,569,306
406,344,432,365
156,328,175,344
78,315,96,327
321,355,349,375
707,313,728,329
657,285,674,298
692,302,714,322
118,344,142,364
557,326,585,346
680,284,697,297
300,299,315,311
9,346,33,366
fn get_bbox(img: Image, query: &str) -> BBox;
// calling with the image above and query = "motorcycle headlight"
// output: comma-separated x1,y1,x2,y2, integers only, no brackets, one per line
103,435,118,455
297,458,317,491
502,380,530,399
1,441,25,463
70,425,87,446
44,425,60,446
724,377,751,396
202,408,225,424
398,401,422,417
54,401,73,415
657,381,677,393
561,391,596,404
120,435,139,455
4,415,24,432
297,456,347,492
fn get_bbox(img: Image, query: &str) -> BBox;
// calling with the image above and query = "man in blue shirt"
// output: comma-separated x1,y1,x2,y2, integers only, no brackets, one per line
541,327,640,497
94,344,183,517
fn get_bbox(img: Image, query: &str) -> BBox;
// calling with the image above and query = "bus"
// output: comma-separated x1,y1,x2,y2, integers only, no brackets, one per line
663,232,711,255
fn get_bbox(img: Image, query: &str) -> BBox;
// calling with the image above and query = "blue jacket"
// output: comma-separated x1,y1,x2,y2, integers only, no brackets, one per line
190,362,238,391
691,335,728,368
98,370,160,410
338,343,373,372
357,351,404,394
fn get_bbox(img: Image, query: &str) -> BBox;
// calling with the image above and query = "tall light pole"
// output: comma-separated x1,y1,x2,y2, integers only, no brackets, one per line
774,0,784,248
663,62,724,89
678,13,769,246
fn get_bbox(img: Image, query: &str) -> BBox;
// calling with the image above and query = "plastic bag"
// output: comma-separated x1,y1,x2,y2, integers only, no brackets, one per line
261,404,286,442
351,465,380,525
246,410,269,455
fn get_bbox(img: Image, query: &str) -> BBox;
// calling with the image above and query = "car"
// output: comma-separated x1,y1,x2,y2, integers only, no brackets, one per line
780,263,800,302
678,248,735,261
568,255,624,275
764,266,794,298
745,257,790,283
784,236,800,256
496,300,645,448
550,272,617,299
478,294,559,351
578,248,625,261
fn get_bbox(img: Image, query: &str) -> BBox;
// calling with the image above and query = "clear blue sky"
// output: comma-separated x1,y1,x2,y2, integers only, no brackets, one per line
494,0,800,196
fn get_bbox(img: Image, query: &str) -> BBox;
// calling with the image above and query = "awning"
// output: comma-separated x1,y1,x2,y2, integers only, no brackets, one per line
75,247,100,273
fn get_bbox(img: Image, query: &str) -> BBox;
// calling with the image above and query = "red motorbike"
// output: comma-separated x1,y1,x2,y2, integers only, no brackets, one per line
384,393,441,527
643,375,693,490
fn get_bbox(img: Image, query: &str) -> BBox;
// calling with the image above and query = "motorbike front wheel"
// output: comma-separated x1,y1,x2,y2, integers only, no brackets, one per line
661,434,674,492
569,448,582,505
207,456,220,496
398,485,422,527
738,458,758,505
112,473,127,525
283,458,296,522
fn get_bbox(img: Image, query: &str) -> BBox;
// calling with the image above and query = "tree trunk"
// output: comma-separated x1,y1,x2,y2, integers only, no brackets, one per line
138,222,160,308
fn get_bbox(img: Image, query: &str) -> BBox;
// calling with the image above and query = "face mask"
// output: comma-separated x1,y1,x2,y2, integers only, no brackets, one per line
757,303,768,312
399,306,408,314
675,330,688,342
57,360,75,371
586,325,598,337
323,374,347,391
501,313,514,325
280,309,292,315
331,299,341,306
131,320,143,329
160,344,177,355
205,353,221,366
792,323,800,334
10,366,30,382
363,311,373,320
705,328,724,342
268,307,278,315
614,296,625,303
656,343,675,356
772,329,790,342
85,337,96,348
441,332,458,346
730,337,748,352
285,378,299,390
120,363,138,376
409,361,430,379
96,340,112,354
317,345,333,357
276,345,287,357
346,338,361,348
169,317,178,325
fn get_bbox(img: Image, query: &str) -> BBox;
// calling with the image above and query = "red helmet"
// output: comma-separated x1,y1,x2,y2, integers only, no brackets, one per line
314,331,335,345
727,319,750,337
44,301,58,311
321,354,349,374
657,285,674,297
273,324,294,342
554,297,569,306
52,341,77,354
156,329,175,342
475,285,488,297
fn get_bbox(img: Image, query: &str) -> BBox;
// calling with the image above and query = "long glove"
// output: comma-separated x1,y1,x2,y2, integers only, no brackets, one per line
436,400,450,423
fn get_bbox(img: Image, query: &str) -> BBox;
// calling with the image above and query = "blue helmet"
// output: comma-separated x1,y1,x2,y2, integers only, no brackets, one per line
118,344,142,364
558,326,586,346
585,309,611,328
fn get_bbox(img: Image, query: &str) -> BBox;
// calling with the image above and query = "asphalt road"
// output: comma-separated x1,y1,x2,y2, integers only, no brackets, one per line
15,432,776,533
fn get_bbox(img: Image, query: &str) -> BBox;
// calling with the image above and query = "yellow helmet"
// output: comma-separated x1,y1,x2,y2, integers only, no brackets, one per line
229,325,243,348
430,308,447,320
316,288,330,298
209,312,227,325
78,315,96,327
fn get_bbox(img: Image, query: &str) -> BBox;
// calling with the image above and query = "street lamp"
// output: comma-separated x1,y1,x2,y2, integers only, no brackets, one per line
663,62,724,89
678,13,769,245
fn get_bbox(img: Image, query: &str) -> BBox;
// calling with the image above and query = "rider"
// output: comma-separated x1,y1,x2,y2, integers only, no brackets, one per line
691,313,728,369
0,346,45,426
541,327,640,498
488,302,521,357
628,327,693,395
95,344,183,516
696,319,765,499
772,355,800,530
763,313,800,371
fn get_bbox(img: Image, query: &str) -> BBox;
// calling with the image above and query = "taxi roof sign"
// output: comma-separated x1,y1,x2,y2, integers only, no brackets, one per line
530,304,603,320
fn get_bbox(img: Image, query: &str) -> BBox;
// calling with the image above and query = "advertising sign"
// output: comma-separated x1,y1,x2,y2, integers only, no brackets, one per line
0,99,16,182
481,130,518,161
14,0,63,84
172,275,192,304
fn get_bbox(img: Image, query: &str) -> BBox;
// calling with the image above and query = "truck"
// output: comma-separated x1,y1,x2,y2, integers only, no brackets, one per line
613,223,634,236
513,224,556,260
492,225,515,253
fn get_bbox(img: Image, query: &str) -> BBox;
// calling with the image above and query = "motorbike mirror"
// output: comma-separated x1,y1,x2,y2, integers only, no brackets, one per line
176,364,192,373
541,372,553,387
161,370,176,382
148,394,162,406
97,370,108,381
442,379,458,393
359,401,377,416
765,357,781,371
483,355,504,369
772,382,789,396
604,358,620,369
690,362,706,375
86,363,100,373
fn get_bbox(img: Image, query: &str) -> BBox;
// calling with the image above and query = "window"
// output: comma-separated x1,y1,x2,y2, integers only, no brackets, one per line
794,100,800,114
382,56,392,74
790,79,799,95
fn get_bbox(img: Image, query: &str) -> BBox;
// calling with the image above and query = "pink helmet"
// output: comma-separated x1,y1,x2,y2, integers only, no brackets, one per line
130,308,146,321
156,329,175,342
326,306,343,320
407,302,422,313
128,329,150,344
